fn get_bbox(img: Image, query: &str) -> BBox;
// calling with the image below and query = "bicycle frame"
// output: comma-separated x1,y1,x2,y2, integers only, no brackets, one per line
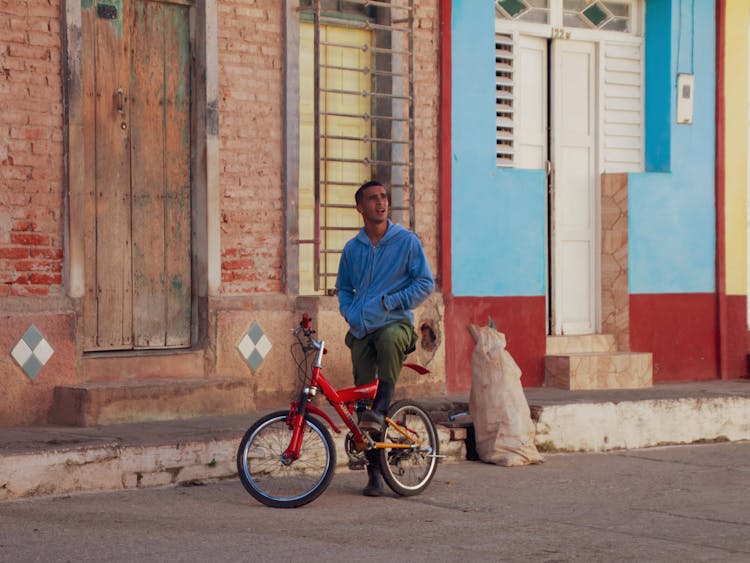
281,316,427,463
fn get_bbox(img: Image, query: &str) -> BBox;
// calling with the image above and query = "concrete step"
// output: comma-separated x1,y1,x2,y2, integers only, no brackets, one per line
81,350,206,383
546,334,617,354
544,351,652,390
51,377,255,427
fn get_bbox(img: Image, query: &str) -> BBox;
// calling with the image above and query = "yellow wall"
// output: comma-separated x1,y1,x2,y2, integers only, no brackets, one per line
725,0,750,296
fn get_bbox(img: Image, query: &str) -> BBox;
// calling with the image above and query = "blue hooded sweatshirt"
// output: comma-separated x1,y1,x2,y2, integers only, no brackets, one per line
336,220,434,339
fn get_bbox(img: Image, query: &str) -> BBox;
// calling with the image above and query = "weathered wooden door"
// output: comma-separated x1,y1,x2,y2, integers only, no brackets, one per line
81,0,192,350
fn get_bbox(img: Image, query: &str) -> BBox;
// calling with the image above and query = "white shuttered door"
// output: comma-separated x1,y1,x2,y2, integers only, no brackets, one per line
495,1,644,336
551,39,598,335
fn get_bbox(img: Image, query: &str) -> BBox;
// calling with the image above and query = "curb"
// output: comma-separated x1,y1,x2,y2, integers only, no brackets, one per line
2,381,749,501
0,424,465,501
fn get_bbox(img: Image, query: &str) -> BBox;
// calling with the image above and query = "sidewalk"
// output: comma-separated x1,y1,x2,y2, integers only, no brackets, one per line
1,380,749,501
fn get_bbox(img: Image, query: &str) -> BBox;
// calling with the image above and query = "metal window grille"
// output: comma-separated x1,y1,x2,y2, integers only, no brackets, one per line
299,0,415,294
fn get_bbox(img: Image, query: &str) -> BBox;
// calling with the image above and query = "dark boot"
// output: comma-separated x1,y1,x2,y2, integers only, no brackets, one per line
371,379,394,417
358,380,394,432
363,450,384,497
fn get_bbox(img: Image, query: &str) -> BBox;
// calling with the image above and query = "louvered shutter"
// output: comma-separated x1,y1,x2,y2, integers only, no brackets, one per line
601,40,644,172
495,33,515,167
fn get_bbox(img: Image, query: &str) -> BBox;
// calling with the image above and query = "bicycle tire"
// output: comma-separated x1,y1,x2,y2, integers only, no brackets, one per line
236,410,336,508
379,400,439,496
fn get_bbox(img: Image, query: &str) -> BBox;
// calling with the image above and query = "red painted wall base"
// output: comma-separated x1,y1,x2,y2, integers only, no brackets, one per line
444,296,547,392
630,293,718,381
726,294,749,378
444,293,746,391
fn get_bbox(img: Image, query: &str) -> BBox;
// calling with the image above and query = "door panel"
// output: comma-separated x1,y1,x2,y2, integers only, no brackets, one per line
130,0,192,348
131,0,167,348
161,4,192,347
516,35,547,169
551,40,598,335
82,0,134,349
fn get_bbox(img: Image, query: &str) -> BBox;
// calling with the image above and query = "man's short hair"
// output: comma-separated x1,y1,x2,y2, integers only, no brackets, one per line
355,180,385,205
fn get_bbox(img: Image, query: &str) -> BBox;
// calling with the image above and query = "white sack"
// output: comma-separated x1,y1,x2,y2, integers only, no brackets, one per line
468,323,542,466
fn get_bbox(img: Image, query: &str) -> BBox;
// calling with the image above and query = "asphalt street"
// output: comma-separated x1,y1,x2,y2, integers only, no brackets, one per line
1,441,748,562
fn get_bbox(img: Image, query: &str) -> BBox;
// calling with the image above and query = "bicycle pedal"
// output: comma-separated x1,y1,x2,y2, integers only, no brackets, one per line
348,459,366,470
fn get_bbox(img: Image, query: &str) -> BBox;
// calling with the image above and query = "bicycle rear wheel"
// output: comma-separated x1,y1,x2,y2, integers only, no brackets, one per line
236,410,336,508
379,400,439,496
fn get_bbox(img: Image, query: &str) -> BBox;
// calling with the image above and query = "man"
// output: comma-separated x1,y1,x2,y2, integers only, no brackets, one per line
336,180,435,496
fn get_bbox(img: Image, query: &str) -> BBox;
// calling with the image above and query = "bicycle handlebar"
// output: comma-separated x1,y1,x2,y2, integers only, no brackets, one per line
293,314,315,337
293,314,325,354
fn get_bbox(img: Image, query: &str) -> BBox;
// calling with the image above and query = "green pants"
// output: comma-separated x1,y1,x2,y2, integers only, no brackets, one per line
345,320,418,387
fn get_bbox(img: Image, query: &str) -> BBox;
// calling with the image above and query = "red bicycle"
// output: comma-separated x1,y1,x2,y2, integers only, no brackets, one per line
236,314,441,508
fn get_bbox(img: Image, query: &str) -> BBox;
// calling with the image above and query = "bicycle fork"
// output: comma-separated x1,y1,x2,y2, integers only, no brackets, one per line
282,355,326,462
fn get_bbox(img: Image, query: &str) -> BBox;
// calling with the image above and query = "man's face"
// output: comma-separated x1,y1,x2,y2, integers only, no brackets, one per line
357,184,389,225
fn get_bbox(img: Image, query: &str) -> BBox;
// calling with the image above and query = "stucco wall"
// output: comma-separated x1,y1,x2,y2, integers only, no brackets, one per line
630,0,716,295
724,0,750,297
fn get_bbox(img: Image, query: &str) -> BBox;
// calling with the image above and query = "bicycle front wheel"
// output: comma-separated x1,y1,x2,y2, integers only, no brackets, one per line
379,400,439,496
236,411,336,508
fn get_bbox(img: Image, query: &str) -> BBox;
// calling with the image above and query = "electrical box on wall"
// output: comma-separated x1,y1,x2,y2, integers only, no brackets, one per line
676,73,694,124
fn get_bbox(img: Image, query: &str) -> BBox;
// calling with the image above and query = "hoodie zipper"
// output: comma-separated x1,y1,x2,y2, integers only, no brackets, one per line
360,243,379,333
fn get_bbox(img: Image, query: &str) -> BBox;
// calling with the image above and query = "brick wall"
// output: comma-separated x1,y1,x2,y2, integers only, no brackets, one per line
0,0,439,300
0,0,64,298
412,1,440,279
218,0,285,295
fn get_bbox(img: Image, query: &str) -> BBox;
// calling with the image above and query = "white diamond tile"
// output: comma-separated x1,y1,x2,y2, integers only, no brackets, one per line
34,339,54,365
11,340,33,366
237,334,254,359
255,334,272,358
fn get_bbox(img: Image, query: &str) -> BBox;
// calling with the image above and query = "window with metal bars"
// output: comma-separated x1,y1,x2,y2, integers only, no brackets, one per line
298,0,415,295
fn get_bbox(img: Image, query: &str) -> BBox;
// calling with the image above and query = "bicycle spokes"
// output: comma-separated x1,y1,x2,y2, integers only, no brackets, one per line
378,401,439,496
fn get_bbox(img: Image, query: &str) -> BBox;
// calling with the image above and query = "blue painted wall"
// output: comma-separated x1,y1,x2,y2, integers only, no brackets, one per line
629,0,716,294
451,1,547,297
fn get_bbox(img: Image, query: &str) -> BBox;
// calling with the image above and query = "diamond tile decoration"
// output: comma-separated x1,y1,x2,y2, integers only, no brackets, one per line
238,321,272,373
11,324,54,380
